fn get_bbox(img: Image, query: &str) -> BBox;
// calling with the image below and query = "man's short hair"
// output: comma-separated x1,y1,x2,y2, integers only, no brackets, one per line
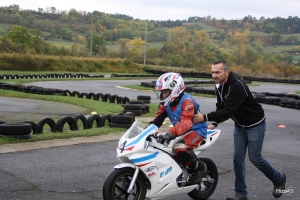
213,60,229,71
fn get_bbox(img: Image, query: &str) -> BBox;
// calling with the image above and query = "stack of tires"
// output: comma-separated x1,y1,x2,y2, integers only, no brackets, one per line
109,112,135,128
122,103,144,116
122,101,150,116
0,123,32,139
137,95,151,104
296,101,300,109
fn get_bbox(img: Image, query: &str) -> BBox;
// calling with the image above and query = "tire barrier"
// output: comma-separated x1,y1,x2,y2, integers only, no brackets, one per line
0,123,32,139
143,69,300,85
56,116,78,132
0,81,132,105
0,112,134,139
22,121,40,134
37,118,57,133
254,92,300,110
99,114,112,127
122,103,144,116
137,95,151,104
111,113,135,124
0,73,104,80
109,113,135,128
88,92,98,100
73,114,89,130
140,81,217,95
104,93,112,103
0,82,134,107
123,112,135,121
139,81,300,110
78,92,89,98
111,74,157,78
87,114,102,128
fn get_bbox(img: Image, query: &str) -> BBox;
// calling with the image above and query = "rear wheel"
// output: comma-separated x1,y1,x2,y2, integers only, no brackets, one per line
188,157,218,200
103,167,147,200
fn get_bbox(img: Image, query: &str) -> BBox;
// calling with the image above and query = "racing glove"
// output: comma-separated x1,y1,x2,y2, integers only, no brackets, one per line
157,132,175,144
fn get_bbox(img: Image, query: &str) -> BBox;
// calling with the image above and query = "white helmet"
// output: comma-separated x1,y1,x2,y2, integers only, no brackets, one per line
155,72,185,106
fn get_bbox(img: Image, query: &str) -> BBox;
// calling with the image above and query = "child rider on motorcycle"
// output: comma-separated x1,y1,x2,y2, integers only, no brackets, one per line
148,72,208,184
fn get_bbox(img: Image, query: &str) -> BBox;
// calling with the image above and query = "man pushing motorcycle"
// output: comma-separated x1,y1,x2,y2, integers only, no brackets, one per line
148,72,208,184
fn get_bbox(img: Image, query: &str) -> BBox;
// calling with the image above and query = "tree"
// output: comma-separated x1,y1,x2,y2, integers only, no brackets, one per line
169,26,189,54
30,28,44,53
270,33,282,46
250,59,264,77
217,48,231,61
192,30,211,58
0,28,3,44
260,63,280,78
86,34,106,57
233,31,249,64
50,7,56,14
69,44,77,56
254,40,264,53
127,37,145,63
12,13,22,24
146,47,158,59
118,38,130,58
7,25,34,50
38,8,43,13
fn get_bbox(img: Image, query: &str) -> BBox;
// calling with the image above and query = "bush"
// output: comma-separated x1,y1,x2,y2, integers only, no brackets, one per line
0,53,144,73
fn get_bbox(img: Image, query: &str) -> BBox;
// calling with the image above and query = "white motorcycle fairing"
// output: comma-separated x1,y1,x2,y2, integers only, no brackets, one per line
115,121,221,200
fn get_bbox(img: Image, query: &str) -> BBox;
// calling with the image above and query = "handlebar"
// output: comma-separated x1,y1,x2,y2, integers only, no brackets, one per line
146,133,171,146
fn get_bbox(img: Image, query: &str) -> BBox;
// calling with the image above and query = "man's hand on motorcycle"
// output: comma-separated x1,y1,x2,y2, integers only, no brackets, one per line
193,111,205,123
208,124,216,129
156,132,175,144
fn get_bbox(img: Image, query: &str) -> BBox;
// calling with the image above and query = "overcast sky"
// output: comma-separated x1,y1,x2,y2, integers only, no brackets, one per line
1,0,299,21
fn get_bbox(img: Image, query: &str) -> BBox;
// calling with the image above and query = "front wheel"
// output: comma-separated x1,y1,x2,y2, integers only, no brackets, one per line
188,157,218,200
103,167,147,200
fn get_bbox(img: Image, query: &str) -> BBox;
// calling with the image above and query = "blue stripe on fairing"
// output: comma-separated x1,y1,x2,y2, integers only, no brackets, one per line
130,151,159,163
125,124,156,148
207,130,216,135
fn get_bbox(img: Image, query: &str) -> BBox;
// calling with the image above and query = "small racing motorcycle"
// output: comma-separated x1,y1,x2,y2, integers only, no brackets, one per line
103,121,221,200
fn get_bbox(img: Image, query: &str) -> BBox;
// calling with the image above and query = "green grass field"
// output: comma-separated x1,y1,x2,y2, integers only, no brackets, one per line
0,23,14,33
47,40,86,49
183,22,218,32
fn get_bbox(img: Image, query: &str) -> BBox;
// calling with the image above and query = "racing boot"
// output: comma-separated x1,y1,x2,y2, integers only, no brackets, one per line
189,158,207,184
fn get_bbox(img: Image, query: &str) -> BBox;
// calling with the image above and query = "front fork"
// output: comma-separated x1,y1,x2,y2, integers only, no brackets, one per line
127,166,140,193
114,163,140,194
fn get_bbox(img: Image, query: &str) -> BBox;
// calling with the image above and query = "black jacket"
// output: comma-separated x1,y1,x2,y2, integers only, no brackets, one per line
206,72,265,128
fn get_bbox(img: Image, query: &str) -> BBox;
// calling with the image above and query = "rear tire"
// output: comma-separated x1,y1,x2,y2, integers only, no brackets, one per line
103,167,147,200
188,157,218,200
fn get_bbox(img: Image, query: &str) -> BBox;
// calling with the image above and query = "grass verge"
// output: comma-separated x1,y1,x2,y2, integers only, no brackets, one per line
0,88,158,144
0,89,124,115
0,126,126,145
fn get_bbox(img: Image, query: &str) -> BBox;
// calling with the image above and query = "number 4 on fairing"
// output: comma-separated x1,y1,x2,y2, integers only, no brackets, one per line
119,141,127,153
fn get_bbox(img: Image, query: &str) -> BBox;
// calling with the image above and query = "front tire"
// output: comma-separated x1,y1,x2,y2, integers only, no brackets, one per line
103,167,147,200
188,157,218,200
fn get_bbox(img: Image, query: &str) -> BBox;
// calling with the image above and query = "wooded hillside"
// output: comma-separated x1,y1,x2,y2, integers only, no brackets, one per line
0,4,300,78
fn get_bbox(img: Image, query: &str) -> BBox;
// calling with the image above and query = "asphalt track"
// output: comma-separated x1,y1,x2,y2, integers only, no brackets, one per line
0,79,299,200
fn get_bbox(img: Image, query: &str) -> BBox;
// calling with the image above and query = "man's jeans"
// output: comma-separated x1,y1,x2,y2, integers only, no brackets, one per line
233,121,282,197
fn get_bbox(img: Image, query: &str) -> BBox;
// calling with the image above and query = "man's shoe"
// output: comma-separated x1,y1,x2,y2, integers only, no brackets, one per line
189,162,207,184
226,195,248,200
272,172,286,198
189,169,205,184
